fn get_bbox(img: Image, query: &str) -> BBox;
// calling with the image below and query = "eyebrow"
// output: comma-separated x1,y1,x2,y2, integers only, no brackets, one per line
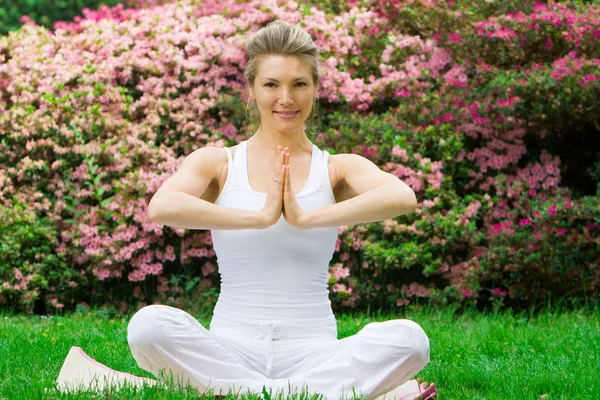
261,77,309,82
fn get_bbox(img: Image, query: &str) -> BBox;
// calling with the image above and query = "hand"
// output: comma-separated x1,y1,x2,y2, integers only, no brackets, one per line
258,145,287,228
282,155,309,228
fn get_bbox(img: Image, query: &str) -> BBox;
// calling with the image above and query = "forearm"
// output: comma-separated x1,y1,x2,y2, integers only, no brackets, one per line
302,184,417,228
148,191,266,230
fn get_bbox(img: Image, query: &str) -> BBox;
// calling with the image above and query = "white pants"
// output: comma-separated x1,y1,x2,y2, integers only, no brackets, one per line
127,305,430,400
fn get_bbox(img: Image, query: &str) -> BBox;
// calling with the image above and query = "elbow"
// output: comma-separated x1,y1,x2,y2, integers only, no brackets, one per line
409,190,418,211
397,188,417,214
147,195,164,223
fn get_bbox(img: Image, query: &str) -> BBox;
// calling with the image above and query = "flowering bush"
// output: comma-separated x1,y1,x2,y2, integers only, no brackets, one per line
0,0,165,36
472,189,599,309
0,0,598,313
0,203,81,313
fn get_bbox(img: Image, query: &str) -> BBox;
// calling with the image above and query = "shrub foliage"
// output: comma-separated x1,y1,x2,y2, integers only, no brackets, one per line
0,0,598,313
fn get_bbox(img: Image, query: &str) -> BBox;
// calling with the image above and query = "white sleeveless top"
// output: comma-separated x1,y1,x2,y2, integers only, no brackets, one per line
210,140,339,338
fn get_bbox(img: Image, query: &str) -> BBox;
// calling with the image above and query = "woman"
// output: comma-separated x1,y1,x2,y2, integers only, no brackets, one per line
56,20,436,400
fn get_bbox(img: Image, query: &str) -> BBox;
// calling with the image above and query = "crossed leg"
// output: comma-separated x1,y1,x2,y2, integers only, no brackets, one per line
127,305,309,396
57,306,432,399
269,319,431,399
128,306,431,399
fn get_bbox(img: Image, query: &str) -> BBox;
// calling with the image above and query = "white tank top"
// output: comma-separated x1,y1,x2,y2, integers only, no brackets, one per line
210,140,339,336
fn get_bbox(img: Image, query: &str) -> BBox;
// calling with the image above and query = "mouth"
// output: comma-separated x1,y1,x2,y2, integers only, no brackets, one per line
274,111,300,118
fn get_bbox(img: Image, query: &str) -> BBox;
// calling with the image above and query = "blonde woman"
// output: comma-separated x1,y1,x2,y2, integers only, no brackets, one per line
57,20,436,400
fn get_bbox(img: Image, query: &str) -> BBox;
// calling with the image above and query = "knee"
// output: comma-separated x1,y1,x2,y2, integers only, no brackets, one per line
400,319,430,366
127,305,177,348
386,319,430,367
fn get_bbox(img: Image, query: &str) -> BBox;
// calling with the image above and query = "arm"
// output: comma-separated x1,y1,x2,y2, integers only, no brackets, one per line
300,154,417,228
148,147,267,230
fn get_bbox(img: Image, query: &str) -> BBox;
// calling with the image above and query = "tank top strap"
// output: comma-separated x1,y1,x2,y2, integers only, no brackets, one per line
219,145,242,197
320,148,335,199
322,148,330,171
236,141,248,173
224,146,233,166
223,141,246,182
236,140,252,192
298,144,316,191
223,146,237,180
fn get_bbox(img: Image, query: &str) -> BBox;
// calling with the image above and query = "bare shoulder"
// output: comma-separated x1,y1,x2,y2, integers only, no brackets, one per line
328,152,400,202
188,145,228,179
328,152,372,181
154,146,228,200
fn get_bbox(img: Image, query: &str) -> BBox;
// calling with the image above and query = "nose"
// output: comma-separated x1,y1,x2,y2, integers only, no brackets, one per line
279,87,293,106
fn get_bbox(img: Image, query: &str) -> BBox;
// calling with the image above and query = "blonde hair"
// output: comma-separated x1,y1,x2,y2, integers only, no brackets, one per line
244,20,321,132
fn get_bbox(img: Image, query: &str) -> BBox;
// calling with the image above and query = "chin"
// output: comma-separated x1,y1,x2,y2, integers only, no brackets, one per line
269,119,307,132
280,123,306,131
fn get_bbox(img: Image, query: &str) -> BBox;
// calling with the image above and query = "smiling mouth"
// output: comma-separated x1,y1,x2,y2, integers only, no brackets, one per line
274,111,300,115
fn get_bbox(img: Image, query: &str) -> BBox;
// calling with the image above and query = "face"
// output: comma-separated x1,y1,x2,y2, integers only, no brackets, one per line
250,54,317,132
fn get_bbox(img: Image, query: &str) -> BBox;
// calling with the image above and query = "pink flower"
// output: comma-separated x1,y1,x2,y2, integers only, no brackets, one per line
448,33,463,44
548,205,557,216
491,287,507,297
331,264,351,281
14,269,23,280
396,298,409,307
201,262,216,277
556,228,567,235
332,283,348,293
391,145,409,162
564,200,572,209
519,218,532,226
462,289,473,297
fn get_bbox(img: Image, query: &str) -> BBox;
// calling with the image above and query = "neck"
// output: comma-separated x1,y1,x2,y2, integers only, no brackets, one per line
250,127,313,156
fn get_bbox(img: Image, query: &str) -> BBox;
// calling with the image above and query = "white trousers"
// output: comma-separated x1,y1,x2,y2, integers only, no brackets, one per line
127,305,430,400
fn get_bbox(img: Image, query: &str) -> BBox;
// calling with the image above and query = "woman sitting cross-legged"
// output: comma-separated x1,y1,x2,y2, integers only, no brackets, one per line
56,19,436,400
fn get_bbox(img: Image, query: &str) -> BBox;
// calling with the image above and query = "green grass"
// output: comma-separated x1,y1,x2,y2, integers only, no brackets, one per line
1,306,598,399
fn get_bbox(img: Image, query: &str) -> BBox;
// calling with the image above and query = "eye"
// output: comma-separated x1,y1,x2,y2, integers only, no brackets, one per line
263,82,308,87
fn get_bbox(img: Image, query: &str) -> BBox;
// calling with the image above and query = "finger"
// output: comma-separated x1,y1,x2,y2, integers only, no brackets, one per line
282,152,289,183
287,153,290,178
275,146,283,168
275,149,286,181
279,164,285,188
284,165,291,195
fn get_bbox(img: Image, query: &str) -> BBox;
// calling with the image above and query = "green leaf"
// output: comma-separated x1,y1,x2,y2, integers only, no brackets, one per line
185,277,200,292
100,196,115,208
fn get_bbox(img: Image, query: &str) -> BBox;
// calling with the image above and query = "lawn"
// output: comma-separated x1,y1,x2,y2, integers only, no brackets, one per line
0,306,598,399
